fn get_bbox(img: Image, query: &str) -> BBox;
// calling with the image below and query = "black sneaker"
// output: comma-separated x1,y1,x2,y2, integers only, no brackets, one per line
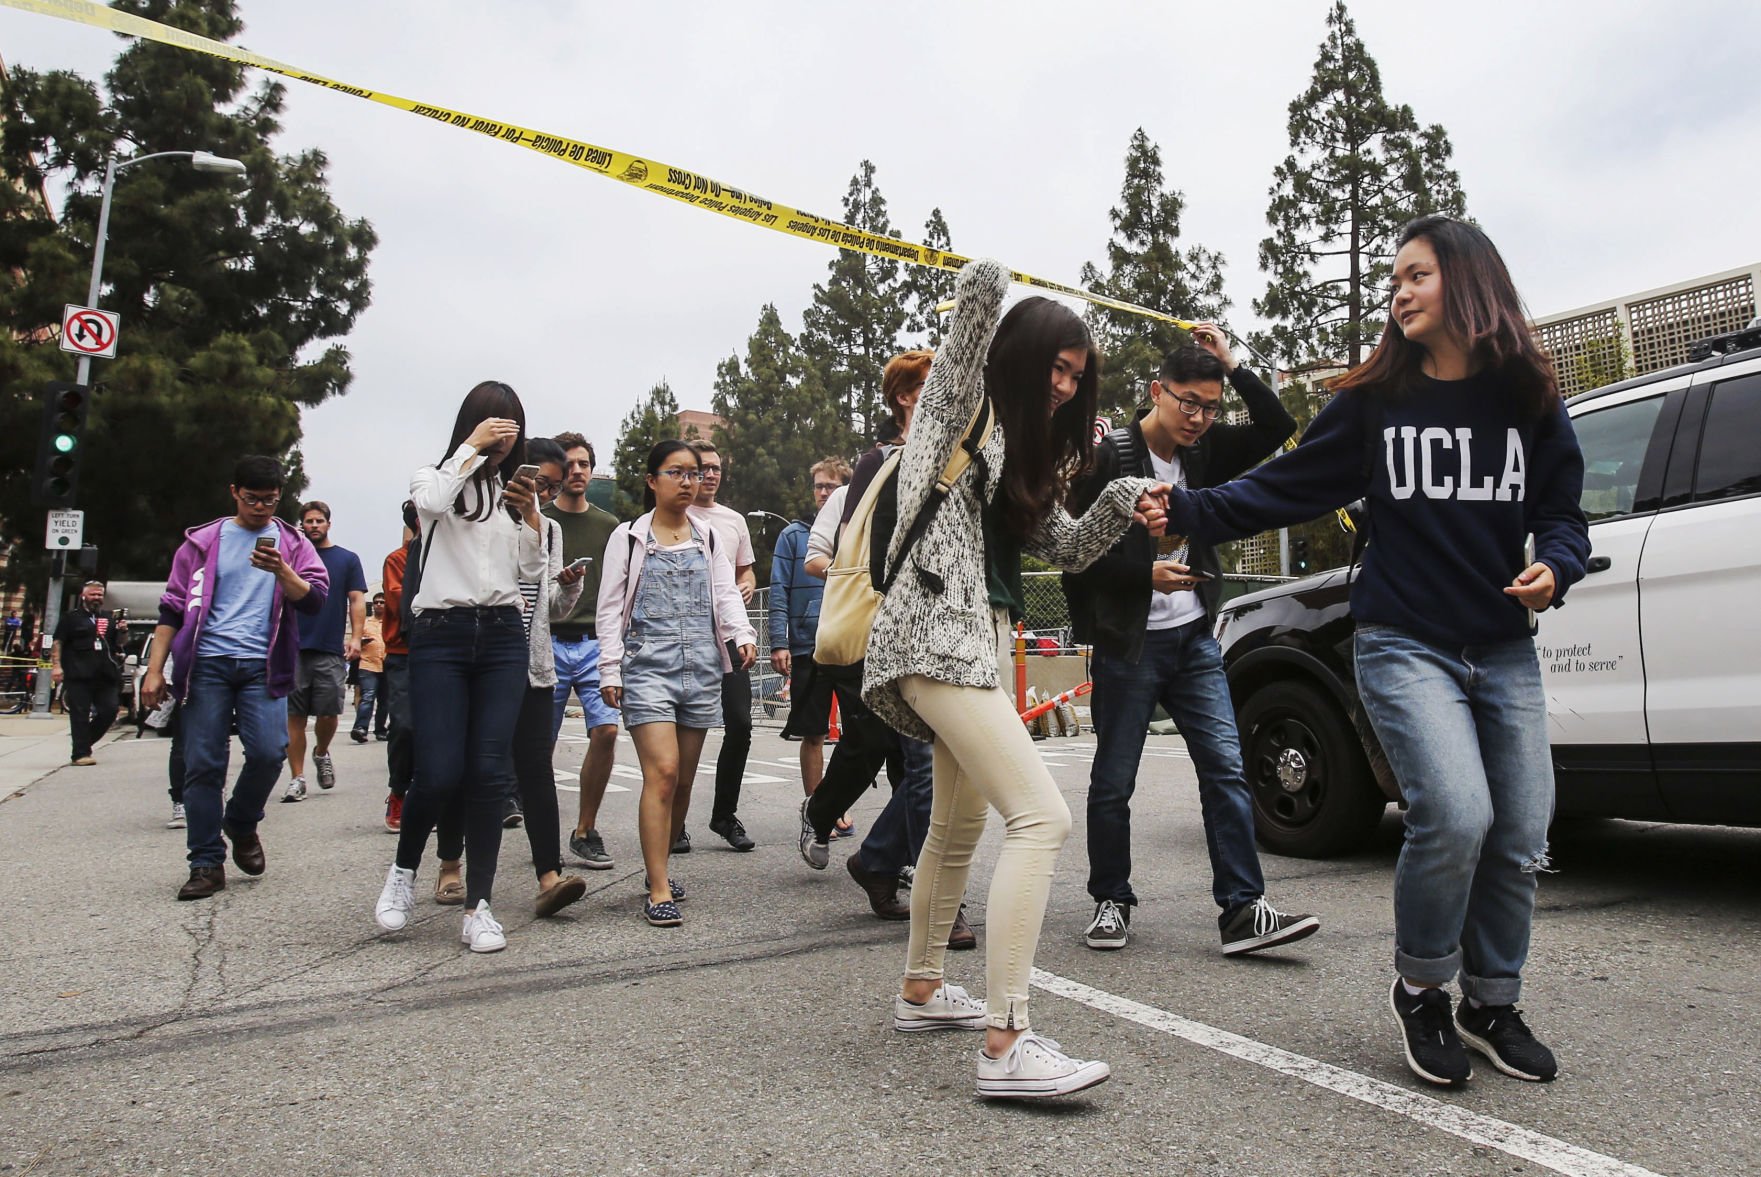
1455,1001,1558,1082
502,800,523,829
569,829,613,870
1220,897,1320,955
1388,978,1472,1087
709,814,755,852
671,829,691,855
1084,900,1129,950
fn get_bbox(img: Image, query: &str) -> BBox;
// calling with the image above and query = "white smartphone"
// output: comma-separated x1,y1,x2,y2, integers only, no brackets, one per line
511,463,540,483
566,556,592,573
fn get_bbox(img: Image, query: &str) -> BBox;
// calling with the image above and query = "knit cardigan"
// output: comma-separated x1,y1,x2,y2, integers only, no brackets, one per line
523,515,584,689
861,259,1155,742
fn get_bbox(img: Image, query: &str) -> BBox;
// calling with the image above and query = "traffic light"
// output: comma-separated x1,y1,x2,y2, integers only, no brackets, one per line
32,381,90,507
1291,536,1312,575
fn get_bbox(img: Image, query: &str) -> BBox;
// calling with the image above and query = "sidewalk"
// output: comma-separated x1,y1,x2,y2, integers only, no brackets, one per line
0,711,126,794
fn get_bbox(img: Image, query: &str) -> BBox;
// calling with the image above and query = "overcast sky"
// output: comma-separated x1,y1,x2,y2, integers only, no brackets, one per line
5,0,1758,568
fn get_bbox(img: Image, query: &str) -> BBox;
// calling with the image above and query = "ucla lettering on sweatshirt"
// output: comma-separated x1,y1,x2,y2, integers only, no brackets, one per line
1165,371,1591,646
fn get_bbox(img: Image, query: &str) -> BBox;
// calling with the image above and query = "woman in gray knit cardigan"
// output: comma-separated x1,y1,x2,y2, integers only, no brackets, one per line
864,258,1169,1098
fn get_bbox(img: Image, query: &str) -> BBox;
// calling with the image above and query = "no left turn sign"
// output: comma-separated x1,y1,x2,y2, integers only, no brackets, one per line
59,304,120,359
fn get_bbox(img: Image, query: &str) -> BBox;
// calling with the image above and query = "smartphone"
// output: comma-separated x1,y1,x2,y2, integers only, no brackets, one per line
566,556,592,573
255,536,277,551
511,464,540,484
1187,569,1215,582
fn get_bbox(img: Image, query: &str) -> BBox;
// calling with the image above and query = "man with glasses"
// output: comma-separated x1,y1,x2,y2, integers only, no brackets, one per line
686,440,759,851
140,455,329,900
544,433,623,868
770,457,850,807
1063,329,1320,956
51,580,127,766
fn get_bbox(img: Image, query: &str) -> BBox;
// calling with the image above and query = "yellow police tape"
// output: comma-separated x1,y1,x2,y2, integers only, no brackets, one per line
2,0,1197,330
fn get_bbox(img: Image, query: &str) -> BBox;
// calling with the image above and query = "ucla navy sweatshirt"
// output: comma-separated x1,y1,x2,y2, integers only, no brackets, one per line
1165,372,1591,646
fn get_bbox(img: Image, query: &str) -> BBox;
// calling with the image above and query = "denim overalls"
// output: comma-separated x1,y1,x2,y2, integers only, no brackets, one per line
620,529,724,730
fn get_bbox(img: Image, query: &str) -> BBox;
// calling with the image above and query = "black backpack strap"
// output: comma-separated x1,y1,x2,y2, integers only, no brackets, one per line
881,398,993,592
1105,425,1143,478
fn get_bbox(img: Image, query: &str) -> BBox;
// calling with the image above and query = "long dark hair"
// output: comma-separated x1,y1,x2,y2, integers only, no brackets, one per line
1333,215,1558,420
984,297,1099,539
440,381,527,521
642,439,697,511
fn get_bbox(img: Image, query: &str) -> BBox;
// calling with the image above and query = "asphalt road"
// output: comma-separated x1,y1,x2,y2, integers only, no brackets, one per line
2,724,1757,1176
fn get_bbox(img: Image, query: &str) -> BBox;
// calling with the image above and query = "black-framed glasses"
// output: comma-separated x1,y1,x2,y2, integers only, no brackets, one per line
1171,394,1222,422
533,476,559,495
658,467,704,483
698,465,723,477
812,482,841,493
239,492,281,508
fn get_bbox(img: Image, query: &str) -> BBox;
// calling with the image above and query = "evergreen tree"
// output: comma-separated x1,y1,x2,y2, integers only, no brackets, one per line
1080,129,1228,423
609,379,681,518
0,0,375,584
898,207,955,349
800,160,907,443
1254,1,1466,371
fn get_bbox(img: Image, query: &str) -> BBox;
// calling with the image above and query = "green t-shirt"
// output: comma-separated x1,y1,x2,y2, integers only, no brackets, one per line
544,500,620,638
981,494,1025,622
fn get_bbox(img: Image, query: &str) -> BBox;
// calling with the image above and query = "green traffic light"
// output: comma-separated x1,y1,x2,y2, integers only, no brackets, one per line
54,433,76,454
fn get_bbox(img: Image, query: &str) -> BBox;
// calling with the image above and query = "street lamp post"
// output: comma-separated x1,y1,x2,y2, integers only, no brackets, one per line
33,149,248,717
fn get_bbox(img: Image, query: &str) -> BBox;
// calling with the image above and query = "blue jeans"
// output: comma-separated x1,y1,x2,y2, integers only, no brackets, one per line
1087,620,1265,917
858,734,934,876
181,656,289,868
352,668,382,734
1354,624,1554,1005
395,607,527,908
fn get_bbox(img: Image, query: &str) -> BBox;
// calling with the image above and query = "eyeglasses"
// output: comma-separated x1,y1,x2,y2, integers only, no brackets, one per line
533,477,558,495
657,467,705,483
1169,394,1222,422
239,492,281,508
812,482,842,493
699,465,723,476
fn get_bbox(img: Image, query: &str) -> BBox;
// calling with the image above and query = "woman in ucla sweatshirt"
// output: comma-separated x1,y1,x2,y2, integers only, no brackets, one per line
1162,215,1590,1090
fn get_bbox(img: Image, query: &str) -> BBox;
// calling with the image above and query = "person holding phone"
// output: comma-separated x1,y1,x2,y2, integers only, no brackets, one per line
373,381,546,954
597,440,756,927
1063,336,1320,957
140,455,329,900
1156,217,1589,1088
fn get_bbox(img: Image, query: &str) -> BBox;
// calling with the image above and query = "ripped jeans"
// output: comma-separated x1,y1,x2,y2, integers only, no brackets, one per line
1354,624,1555,1005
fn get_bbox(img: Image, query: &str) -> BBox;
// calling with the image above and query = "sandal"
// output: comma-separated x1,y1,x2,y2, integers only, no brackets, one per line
831,819,857,840
434,876,465,905
535,875,587,917
643,899,683,927
643,875,686,902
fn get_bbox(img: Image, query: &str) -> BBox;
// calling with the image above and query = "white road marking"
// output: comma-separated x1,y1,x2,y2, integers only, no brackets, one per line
1031,969,1662,1177
551,771,629,794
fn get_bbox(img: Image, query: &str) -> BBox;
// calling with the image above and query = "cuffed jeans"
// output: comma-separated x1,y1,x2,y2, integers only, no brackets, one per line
1354,624,1554,1005
902,616,1069,1031
856,734,934,876
1087,619,1265,918
181,657,288,868
396,607,526,909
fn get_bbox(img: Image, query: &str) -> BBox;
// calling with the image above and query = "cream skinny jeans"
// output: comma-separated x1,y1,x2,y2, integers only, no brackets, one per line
900,613,1070,1030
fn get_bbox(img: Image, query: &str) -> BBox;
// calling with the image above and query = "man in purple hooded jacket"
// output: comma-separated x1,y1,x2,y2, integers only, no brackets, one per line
140,455,329,900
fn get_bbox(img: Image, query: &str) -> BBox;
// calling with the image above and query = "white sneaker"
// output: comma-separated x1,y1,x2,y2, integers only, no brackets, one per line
374,865,416,931
461,900,506,953
281,776,307,803
798,799,828,870
893,983,988,1032
167,802,186,829
976,1033,1111,1099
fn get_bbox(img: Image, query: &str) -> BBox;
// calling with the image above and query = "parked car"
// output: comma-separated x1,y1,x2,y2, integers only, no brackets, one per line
1217,324,1761,857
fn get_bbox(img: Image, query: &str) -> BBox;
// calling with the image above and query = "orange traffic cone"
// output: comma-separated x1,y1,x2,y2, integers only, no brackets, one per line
826,693,840,744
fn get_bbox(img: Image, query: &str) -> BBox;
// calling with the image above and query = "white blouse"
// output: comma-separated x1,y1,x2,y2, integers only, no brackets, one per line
410,443,546,612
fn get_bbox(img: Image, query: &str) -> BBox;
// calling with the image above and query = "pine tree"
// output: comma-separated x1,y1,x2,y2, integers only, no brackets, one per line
0,0,375,583
898,207,955,349
1080,129,1228,423
1254,1,1466,371
799,160,907,444
609,379,681,518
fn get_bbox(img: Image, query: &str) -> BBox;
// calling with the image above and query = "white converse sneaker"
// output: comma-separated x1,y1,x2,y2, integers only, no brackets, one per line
893,983,987,1032
374,864,416,931
461,900,506,953
976,1033,1111,1099
167,802,186,829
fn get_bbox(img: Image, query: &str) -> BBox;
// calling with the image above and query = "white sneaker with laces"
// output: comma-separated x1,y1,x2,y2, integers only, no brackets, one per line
167,802,186,829
893,983,987,1032
374,864,416,931
281,776,307,803
461,900,506,953
798,799,828,871
976,1032,1111,1099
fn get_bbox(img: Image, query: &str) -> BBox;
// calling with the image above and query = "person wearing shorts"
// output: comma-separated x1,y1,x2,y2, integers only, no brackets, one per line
598,441,755,926
283,500,366,802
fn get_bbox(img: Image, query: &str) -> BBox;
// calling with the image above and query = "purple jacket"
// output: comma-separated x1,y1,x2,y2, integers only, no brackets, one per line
158,516,330,702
